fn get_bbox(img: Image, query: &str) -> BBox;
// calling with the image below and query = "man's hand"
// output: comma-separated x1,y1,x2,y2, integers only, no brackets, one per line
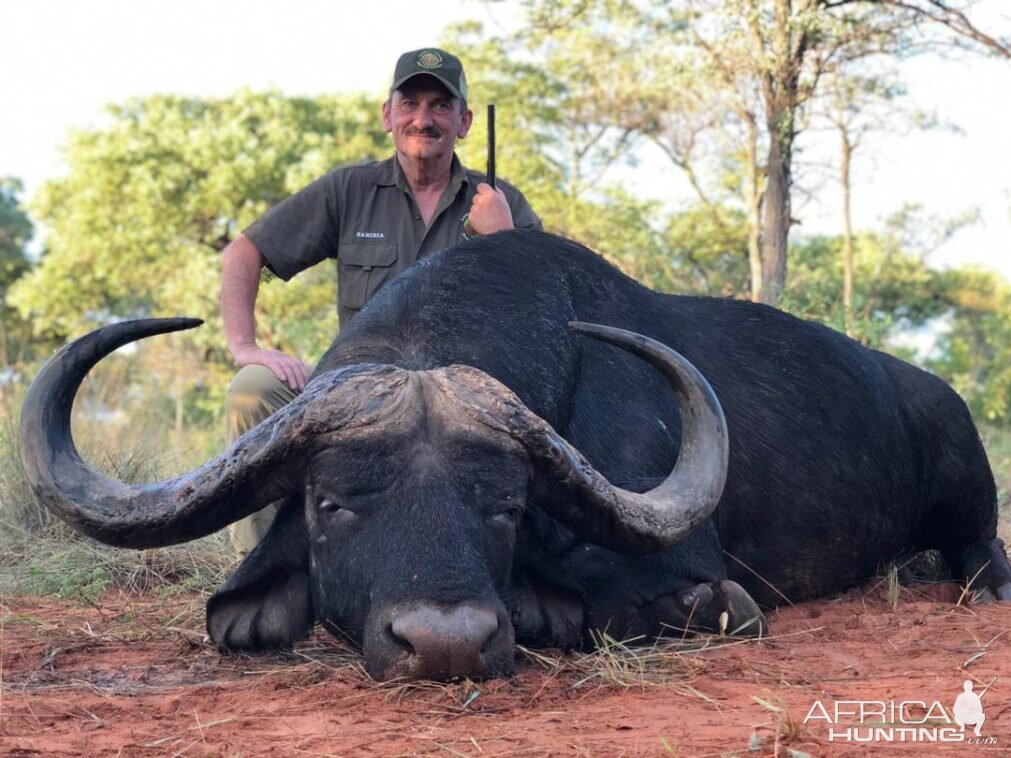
233,346,310,391
466,183,514,235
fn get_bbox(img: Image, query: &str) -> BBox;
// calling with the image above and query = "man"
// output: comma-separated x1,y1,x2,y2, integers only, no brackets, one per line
219,48,541,553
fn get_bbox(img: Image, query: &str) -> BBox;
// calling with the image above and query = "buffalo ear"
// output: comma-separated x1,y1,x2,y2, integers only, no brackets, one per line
207,496,314,651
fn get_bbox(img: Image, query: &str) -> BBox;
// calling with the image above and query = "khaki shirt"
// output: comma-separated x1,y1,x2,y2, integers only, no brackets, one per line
244,154,541,326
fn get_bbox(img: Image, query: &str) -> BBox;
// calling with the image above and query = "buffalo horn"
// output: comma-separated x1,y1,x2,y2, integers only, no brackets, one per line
518,322,729,553
19,318,362,548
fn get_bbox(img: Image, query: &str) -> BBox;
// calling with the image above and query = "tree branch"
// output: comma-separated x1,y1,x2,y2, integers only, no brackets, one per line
822,0,1011,57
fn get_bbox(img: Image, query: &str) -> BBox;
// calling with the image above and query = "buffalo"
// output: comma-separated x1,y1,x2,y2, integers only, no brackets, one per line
21,230,1011,681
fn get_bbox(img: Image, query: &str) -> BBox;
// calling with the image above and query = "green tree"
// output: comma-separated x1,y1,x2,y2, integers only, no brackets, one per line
928,268,1011,423
0,177,34,372
655,205,751,296
0,178,31,282
12,90,389,366
783,231,947,347
820,68,906,333
10,91,390,440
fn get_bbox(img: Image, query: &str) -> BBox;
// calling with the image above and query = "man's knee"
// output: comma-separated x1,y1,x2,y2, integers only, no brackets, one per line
229,502,278,557
228,365,298,411
228,364,289,401
226,365,297,442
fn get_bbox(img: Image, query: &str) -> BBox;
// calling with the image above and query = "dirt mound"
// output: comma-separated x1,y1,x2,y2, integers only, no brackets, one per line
2,582,1008,756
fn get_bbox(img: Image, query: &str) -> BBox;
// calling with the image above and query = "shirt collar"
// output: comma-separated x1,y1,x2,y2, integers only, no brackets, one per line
375,156,398,187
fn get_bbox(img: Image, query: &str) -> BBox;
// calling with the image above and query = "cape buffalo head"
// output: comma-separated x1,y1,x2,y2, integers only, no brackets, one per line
21,318,729,680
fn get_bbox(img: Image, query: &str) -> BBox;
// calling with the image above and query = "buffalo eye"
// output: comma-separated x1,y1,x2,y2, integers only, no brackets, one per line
319,498,357,525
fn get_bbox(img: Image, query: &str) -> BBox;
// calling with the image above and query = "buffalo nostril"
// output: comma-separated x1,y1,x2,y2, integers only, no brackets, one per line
385,622,415,654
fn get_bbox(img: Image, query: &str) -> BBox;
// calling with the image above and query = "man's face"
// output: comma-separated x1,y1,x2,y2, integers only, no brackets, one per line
382,77,473,164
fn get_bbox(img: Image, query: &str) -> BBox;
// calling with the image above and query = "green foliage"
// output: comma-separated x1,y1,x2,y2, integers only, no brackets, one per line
927,269,1011,423
0,177,36,370
6,535,233,602
777,233,1011,425
13,91,387,356
783,233,946,346
0,177,32,286
981,426,1011,538
655,206,750,296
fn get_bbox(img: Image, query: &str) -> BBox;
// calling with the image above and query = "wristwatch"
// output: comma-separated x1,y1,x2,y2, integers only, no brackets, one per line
461,214,481,240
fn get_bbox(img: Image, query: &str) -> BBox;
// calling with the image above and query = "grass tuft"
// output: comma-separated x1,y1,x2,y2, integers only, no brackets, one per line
886,564,901,610
1,532,234,601
750,695,813,755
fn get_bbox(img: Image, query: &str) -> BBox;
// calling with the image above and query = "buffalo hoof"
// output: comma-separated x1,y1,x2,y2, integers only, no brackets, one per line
669,580,766,638
973,583,1011,604
714,580,767,637
974,587,997,604
678,583,715,614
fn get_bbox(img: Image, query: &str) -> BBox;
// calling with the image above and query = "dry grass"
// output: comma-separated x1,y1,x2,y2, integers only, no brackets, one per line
749,694,817,757
1,356,225,538
980,425,1011,544
563,631,702,690
0,365,233,602
516,625,823,699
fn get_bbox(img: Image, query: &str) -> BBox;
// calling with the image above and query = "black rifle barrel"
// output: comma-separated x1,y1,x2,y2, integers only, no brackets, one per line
487,104,496,190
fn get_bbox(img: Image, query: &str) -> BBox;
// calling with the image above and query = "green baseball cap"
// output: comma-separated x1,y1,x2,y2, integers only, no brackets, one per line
390,48,468,103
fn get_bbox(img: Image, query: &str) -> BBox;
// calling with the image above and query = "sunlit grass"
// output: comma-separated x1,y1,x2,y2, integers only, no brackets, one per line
980,425,1011,543
0,366,232,599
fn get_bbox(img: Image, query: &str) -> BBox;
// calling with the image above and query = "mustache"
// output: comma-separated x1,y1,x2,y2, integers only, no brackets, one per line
406,126,443,138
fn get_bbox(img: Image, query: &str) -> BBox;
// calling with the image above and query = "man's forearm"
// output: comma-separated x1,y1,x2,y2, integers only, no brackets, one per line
220,233,265,360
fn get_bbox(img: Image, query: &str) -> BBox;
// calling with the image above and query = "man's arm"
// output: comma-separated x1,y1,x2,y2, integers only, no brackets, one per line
220,233,309,390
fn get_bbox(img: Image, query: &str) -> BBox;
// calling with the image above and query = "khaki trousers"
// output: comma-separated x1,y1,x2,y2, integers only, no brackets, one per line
226,365,298,555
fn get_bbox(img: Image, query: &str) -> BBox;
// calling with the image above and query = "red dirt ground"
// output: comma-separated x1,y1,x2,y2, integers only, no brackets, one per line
1,582,1008,756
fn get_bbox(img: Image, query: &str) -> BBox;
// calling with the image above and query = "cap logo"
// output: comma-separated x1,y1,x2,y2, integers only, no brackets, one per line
417,50,443,69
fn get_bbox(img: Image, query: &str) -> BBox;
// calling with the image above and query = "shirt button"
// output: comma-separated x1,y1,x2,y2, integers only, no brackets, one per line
415,214,421,220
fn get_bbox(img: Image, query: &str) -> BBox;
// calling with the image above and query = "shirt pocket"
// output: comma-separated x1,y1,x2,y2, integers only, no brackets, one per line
339,243,399,311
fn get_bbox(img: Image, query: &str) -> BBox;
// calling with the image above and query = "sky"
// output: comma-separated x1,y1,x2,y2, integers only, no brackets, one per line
2,0,1009,278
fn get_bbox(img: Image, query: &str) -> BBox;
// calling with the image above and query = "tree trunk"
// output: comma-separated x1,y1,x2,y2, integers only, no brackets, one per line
840,131,855,336
760,132,791,305
757,0,802,307
744,119,764,302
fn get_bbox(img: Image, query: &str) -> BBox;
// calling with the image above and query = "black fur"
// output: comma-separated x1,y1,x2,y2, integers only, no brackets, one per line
210,230,1010,674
